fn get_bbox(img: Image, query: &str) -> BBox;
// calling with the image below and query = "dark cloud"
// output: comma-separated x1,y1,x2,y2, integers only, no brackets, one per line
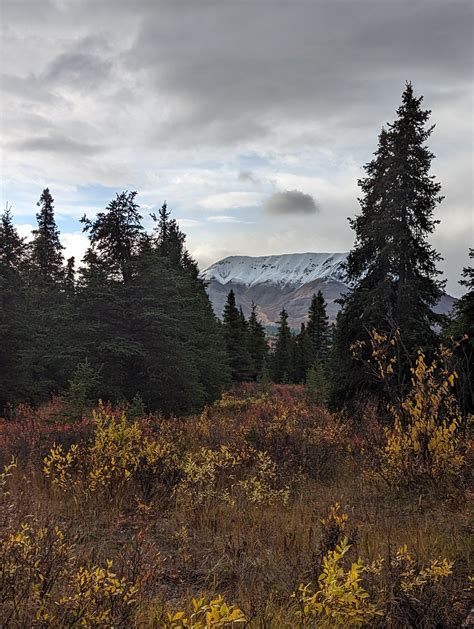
238,170,259,184
126,0,473,145
12,134,104,156
264,190,319,215
45,51,112,90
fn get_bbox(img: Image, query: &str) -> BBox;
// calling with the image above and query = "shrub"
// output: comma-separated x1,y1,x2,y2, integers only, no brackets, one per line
0,518,138,627
166,594,247,628
381,348,467,489
293,538,382,627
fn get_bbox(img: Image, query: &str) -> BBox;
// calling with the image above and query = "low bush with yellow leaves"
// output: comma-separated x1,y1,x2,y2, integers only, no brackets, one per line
175,444,290,509
293,538,382,628
165,594,247,628
0,517,138,627
381,348,467,488
354,332,469,490
43,402,179,499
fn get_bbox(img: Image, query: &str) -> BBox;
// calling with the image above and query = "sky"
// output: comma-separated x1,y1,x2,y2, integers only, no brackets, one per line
0,0,473,296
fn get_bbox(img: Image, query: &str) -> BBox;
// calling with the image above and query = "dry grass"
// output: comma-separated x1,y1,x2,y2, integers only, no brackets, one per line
0,385,472,627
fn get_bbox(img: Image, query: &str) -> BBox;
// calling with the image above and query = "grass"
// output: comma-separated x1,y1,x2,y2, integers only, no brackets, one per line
0,385,472,627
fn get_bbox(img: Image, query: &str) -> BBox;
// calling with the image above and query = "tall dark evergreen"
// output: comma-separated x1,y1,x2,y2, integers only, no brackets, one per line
26,189,70,400
222,290,253,382
331,83,445,408
248,303,267,380
448,249,474,413
0,207,29,412
31,188,64,283
306,291,331,364
294,323,313,383
271,308,294,383
81,191,143,284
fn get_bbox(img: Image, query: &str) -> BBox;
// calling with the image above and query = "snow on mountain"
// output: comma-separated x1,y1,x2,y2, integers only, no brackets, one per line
202,251,456,328
202,252,349,288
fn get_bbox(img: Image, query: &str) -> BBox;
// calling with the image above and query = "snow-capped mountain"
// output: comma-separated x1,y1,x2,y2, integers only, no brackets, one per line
202,252,456,328
202,252,350,327
202,252,348,288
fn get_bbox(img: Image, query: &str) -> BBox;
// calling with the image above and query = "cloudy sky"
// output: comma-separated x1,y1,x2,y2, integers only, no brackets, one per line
1,0,472,296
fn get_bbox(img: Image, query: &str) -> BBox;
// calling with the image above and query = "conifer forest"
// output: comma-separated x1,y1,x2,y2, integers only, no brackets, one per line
1,10,473,628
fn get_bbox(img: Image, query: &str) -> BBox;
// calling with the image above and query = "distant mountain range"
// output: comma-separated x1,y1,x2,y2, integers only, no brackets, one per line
202,252,456,328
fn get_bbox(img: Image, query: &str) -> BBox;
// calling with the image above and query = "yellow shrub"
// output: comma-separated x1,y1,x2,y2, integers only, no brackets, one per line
293,538,382,627
381,348,466,487
43,443,78,490
42,403,178,496
176,445,243,507
394,544,453,595
58,559,138,626
0,518,138,626
237,450,290,506
166,594,246,628
0,520,71,624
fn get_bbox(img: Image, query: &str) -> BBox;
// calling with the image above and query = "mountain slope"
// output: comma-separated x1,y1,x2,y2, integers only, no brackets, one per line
202,253,349,327
202,252,456,328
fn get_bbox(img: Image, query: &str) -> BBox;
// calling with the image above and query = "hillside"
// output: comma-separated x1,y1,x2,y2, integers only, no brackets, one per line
202,252,456,327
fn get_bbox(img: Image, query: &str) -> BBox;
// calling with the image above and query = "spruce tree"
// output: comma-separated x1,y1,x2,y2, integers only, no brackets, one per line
31,188,64,283
306,290,331,364
81,191,143,283
294,323,313,383
0,207,29,412
447,249,474,413
248,302,267,380
331,83,445,408
27,189,70,400
222,290,253,382
271,308,294,383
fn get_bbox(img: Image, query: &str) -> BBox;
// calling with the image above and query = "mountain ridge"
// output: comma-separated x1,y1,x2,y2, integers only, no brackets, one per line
202,252,456,328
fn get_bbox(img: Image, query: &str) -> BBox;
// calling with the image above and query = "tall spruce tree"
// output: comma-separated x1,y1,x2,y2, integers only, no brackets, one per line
271,308,294,383
26,189,71,400
330,83,445,408
248,303,267,380
31,188,64,283
151,203,229,403
447,249,474,413
222,290,253,382
306,291,331,364
294,323,313,383
0,207,29,412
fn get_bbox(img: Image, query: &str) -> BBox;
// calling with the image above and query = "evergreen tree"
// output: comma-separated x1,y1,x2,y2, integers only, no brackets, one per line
447,249,474,413
306,291,331,364
81,191,143,283
330,83,445,408
271,308,294,383
31,188,64,283
248,303,267,380
0,207,29,412
25,189,71,401
222,290,253,382
65,256,75,294
305,361,328,405
151,203,230,401
294,323,313,383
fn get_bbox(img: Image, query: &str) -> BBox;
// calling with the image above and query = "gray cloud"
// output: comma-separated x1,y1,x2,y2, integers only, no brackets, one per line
45,51,113,91
238,170,259,184
264,190,319,215
12,134,104,156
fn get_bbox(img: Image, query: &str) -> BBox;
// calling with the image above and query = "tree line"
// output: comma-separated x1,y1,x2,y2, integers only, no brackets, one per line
0,82,472,416
0,193,229,415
